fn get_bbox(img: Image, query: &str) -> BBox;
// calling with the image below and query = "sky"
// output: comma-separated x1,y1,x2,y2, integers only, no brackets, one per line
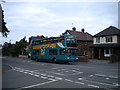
0,0,118,44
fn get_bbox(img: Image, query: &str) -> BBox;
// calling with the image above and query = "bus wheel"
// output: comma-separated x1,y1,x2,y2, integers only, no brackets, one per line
53,57,56,63
35,58,38,62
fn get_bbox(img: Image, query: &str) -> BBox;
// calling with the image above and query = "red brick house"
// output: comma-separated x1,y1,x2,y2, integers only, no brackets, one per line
29,35,45,44
90,26,120,60
62,27,93,58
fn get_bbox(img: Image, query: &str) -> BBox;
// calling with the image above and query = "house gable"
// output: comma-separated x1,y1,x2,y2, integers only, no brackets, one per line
93,26,120,44
63,28,93,41
94,26,120,37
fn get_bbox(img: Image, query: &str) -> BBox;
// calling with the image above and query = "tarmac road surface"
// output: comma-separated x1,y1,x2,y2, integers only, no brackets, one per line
2,56,120,90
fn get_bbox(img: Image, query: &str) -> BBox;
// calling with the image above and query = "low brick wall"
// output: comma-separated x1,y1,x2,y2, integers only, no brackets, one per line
19,55,28,58
78,56,89,62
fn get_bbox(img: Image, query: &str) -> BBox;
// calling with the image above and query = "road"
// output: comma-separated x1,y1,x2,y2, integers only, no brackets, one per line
2,56,120,90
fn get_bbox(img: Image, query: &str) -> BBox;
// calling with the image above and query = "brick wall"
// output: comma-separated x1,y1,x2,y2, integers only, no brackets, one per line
77,40,93,58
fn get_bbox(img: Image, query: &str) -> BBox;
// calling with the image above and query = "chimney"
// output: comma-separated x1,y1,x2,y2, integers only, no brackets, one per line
72,27,76,31
81,28,85,33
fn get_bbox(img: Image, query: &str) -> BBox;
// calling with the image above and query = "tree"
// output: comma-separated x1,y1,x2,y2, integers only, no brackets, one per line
2,42,12,56
2,37,28,57
0,4,10,37
11,37,28,57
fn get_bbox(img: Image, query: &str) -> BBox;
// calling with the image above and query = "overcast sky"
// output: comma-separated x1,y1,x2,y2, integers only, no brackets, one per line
1,1,118,44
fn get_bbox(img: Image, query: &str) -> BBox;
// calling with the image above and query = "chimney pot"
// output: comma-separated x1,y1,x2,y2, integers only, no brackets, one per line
72,27,76,31
81,28,85,33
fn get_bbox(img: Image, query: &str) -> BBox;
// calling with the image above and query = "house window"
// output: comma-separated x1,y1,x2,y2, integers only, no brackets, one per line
106,36,113,43
96,37,100,43
84,51,87,56
84,42,87,45
104,48,111,57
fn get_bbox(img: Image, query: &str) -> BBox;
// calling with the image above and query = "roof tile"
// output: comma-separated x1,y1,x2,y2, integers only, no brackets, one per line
94,26,120,37
63,29,93,41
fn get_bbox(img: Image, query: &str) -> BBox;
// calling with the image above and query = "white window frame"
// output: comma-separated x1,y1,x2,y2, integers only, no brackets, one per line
104,48,111,57
96,37,100,43
84,42,87,45
106,36,113,43
84,51,88,56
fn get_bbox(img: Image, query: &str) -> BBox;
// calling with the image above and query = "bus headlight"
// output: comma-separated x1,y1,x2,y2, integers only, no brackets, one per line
76,57,78,59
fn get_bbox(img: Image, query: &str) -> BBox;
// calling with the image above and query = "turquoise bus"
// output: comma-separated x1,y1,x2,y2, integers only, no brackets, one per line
31,35,78,63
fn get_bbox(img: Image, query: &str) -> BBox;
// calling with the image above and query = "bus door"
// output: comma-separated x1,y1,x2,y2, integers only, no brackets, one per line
32,49,40,59
66,49,77,59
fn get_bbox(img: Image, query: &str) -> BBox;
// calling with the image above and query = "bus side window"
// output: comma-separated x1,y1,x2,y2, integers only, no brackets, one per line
60,49,65,55
59,39,64,42
34,50,39,55
49,49,57,55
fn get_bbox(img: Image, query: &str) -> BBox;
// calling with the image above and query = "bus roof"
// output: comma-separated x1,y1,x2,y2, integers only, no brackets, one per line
32,34,75,42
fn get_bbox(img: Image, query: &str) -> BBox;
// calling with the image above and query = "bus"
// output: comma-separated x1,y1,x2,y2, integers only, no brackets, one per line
31,35,78,63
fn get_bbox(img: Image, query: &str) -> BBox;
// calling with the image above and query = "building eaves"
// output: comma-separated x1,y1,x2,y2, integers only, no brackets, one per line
65,30,93,41
93,26,120,37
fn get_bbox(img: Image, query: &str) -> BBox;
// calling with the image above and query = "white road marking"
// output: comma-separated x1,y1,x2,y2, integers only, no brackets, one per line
54,73,66,76
83,79,117,86
34,74,40,77
12,67,63,81
65,79,73,82
47,75,54,78
23,72,28,74
72,72,83,75
41,74,46,76
89,75,93,77
114,84,119,86
17,80,56,89
108,76,118,79
88,84,99,88
112,83,120,86
75,81,84,85
48,78,57,81
95,74,118,79
95,74,106,77
72,70,78,72
78,78,83,80
41,76,47,79
29,73,34,76
105,78,109,79
54,77,63,80
19,70,24,73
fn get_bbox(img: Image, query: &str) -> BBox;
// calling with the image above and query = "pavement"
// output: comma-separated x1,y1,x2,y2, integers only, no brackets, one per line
18,55,119,65
87,59,120,66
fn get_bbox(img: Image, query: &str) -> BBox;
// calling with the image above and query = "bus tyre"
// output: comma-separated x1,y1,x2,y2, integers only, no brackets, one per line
35,58,38,62
53,57,56,63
